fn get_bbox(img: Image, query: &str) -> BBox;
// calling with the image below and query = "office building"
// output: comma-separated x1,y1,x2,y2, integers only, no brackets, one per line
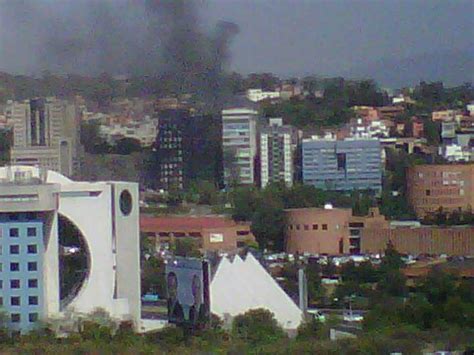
406,164,474,218
302,138,382,192
153,109,222,191
222,105,260,186
260,118,299,187
6,98,83,177
0,166,141,333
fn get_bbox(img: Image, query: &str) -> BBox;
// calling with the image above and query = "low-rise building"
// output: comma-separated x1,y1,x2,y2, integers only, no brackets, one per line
285,207,388,255
140,215,255,253
432,109,457,122
99,118,157,147
361,226,474,256
246,89,280,102
406,164,474,218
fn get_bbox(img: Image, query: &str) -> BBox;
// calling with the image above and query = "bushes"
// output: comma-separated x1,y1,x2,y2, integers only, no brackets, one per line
231,309,286,346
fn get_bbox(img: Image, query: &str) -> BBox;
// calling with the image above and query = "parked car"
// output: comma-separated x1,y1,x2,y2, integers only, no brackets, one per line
141,293,160,302
343,312,364,322
307,309,326,322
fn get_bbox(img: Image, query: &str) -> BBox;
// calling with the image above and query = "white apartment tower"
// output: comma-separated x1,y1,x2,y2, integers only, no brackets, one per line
260,118,299,187
6,98,83,177
222,107,259,186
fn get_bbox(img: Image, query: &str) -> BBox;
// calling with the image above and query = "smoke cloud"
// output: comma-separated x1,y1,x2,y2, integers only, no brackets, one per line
0,0,239,91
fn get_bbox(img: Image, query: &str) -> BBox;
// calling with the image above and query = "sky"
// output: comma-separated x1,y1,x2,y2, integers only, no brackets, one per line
0,0,472,81
202,0,473,77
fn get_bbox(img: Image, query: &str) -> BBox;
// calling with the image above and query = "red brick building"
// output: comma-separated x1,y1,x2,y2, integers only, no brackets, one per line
406,164,474,218
140,215,255,252
285,207,388,255
361,226,474,256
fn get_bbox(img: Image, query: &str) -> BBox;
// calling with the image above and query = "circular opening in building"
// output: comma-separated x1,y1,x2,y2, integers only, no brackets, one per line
120,190,133,216
58,214,90,310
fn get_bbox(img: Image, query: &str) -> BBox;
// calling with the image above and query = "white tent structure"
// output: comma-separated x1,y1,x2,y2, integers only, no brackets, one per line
210,253,303,331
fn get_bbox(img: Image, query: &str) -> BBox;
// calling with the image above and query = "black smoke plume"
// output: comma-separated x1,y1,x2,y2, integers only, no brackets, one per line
0,0,238,100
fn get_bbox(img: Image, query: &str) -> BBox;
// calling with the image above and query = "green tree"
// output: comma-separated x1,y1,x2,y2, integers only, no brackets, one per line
173,238,201,258
232,309,286,346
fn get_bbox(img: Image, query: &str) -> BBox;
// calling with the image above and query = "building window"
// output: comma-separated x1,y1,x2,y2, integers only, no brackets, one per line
9,228,19,238
27,228,37,237
10,280,20,289
10,262,20,272
28,262,37,271
27,245,37,254
312,224,318,230
0,280,2,289
10,296,20,306
337,153,346,170
29,313,38,323
426,189,431,196
10,245,20,255
0,297,2,306
28,279,38,288
322,224,328,231
296,225,300,230
11,314,20,323
28,296,38,305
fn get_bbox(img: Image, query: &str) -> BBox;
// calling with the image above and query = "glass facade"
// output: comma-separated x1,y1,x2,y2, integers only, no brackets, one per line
302,139,382,192
0,214,44,334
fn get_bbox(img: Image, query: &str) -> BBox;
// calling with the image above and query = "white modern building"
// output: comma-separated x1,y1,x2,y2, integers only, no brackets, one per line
222,106,260,186
211,253,303,332
6,98,83,177
246,89,280,102
260,118,300,187
99,118,157,147
0,166,141,333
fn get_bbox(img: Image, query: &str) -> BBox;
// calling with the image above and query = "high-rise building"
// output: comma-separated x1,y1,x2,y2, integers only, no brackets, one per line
302,137,382,192
260,118,299,187
0,165,141,334
6,98,83,177
222,106,259,186
153,109,222,191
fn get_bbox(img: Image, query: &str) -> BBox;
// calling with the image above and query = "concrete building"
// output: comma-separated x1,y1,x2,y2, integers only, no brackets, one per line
246,89,280,102
432,110,457,122
6,98,83,177
140,215,255,253
285,207,388,255
406,164,474,218
99,118,157,147
302,138,382,192
361,226,474,256
0,166,141,333
260,118,300,187
222,106,260,186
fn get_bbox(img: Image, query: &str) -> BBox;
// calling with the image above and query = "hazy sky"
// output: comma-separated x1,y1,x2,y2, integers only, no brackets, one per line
0,0,472,79
203,0,473,77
